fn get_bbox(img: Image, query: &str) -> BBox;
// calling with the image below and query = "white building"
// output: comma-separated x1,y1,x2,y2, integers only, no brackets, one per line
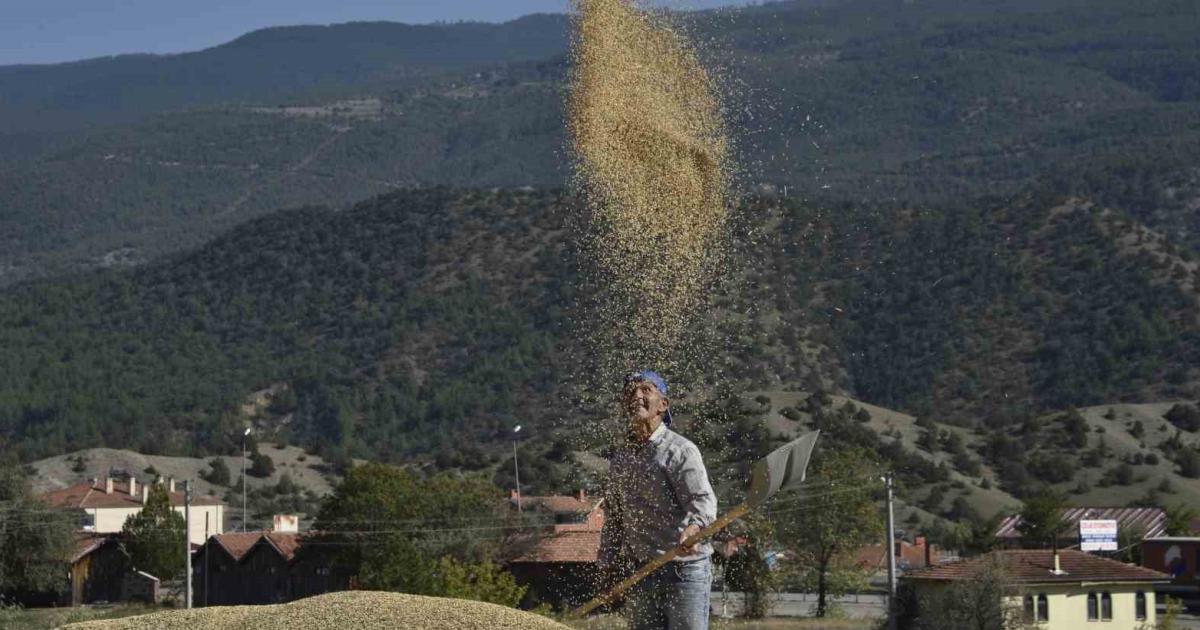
41,476,225,546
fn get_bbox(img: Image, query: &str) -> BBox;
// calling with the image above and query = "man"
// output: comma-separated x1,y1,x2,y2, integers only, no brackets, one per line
599,370,717,630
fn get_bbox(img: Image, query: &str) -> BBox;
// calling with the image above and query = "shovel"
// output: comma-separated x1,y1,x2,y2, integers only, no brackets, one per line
571,430,820,618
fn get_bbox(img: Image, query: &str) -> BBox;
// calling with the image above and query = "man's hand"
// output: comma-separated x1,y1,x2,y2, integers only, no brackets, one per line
678,524,701,554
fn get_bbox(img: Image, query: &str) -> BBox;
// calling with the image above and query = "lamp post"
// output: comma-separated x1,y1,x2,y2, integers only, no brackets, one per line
513,425,522,513
242,428,251,532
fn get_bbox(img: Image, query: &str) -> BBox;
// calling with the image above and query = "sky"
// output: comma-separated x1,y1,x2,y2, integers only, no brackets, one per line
1,0,750,66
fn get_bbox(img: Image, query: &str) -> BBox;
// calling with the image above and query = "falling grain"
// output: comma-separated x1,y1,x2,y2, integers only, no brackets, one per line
569,0,732,376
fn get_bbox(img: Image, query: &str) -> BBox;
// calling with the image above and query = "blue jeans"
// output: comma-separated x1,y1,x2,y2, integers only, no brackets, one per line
627,557,712,630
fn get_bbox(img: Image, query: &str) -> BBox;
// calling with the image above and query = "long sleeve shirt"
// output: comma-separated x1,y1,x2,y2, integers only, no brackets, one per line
599,423,717,566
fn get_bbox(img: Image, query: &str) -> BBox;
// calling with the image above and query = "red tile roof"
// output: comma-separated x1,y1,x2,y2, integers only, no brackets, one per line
509,530,601,564
260,533,302,561
904,550,1169,584
505,495,605,564
41,480,223,510
854,541,953,572
211,532,265,562
511,494,598,514
210,532,302,563
995,507,1166,540
71,533,114,564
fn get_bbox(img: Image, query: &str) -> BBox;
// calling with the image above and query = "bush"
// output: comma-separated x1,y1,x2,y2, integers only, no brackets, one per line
276,472,297,494
1166,404,1200,432
204,458,231,486
435,557,526,607
249,452,275,478
1113,463,1135,486
1177,449,1200,479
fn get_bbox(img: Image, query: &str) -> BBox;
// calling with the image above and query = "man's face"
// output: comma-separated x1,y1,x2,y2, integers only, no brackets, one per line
623,380,668,441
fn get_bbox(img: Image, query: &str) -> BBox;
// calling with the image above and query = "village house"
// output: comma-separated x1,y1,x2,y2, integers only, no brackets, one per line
67,533,127,606
193,515,349,606
1140,535,1200,602
854,535,955,574
40,476,225,546
505,489,605,610
902,549,1170,630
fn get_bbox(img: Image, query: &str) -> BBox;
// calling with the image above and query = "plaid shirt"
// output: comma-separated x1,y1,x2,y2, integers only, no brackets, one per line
600,424,717,565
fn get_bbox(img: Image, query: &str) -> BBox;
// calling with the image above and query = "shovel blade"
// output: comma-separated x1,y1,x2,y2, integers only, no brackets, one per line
745,430,819,508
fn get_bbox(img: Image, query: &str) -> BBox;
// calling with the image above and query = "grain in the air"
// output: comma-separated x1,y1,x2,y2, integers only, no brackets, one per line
568,0,732,374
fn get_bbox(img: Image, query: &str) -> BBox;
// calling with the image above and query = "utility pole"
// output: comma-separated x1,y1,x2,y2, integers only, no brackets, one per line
513,425,522,513
242,428,251,532
884,472,897,630
185,480,193,610
204,512,210,607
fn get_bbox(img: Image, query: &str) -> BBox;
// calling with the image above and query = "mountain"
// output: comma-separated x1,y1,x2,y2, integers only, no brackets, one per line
0,16,570,136
3,0,1200,284
2,184,1197,459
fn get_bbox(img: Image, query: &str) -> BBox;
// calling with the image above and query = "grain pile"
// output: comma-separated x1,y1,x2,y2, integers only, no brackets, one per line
568,0,732,375
60,591,572,630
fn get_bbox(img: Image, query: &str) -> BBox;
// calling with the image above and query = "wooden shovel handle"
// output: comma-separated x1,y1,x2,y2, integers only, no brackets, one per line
571,502,750,618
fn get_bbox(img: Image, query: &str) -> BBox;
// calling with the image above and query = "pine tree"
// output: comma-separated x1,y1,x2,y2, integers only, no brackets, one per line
121,482,186,581
204,457,231,486
0,457,75,593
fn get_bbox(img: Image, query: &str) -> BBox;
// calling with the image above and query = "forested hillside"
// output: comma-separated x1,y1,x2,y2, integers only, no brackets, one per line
0,16,570,136
3,0,1199,284
2,188,1196,470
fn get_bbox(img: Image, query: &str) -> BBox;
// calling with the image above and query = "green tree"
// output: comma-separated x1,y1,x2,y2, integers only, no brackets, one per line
1016,492,1066,549
1176,449,1200,479
775,447,882,618
301,463,504,596
0,458,75,594
1164,504,1199,536
722,515,777,618
120,482,186,581
204,458,231,486
902,554,1019,630
249,452,275,478
434,557,526,607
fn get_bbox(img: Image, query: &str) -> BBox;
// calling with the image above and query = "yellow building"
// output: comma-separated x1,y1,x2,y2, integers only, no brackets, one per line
42,476,225,546
902,549,1170,630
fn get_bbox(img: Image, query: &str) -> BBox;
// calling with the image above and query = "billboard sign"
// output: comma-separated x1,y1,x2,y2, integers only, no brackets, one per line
1079,519,1119,552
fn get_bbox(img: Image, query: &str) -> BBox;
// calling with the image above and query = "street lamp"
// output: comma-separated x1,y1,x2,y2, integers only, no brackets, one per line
242,427,251,532
513,425,522,513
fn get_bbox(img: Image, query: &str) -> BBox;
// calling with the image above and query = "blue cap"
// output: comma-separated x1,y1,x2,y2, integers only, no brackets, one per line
624,370,673,426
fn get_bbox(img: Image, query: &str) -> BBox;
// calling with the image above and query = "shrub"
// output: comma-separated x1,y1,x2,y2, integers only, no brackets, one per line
249,452,276,478
435,557,526,607
202,458,229,486
1165,404,1200,432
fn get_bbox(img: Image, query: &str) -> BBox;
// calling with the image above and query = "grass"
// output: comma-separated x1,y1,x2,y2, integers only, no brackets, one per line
0,603,160,630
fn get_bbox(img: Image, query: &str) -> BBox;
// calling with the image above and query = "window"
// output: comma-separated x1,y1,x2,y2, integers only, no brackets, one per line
1136,590,1147,620
1101,592,1112,620
1087,592,1098,621
1024,593,1049,623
